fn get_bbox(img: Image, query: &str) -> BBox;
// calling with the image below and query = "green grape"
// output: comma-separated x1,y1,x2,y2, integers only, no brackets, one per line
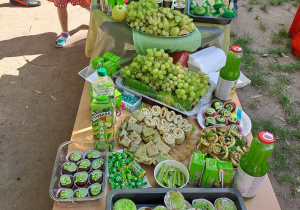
172,76,178,81
154,62,160,69
205,85,210,90
167,87,171,92
131,75,136,79
126,70,131,76
189,86,194,92
182,95,187,100
188,97,194,102
198,83,204,89
203,80,208,85
177,83,183,88
177,94,182,99
179,89,185,95
153,74,158,79
159,75,164,80
183,83,188,89
190,91,196,98
175,89,180,95
152,68,158,74
168,73,173,78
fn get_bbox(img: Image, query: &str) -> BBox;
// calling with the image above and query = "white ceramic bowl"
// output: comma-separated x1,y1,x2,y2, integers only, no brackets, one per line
154,160,189,188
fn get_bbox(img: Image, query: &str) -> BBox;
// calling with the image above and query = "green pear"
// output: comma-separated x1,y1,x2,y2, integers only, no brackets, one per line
170,26,180,36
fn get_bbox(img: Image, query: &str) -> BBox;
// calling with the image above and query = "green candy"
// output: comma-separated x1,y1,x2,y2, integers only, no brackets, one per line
60,175,72,186
92,159,104,170
69,151,81,162
63,162,77,172
221,109,231,117
59,189,73,199
225,104,234,112
216,116,226,123
78,159,91,169
75,188,88,198
89,183,102,196
229,117,237,123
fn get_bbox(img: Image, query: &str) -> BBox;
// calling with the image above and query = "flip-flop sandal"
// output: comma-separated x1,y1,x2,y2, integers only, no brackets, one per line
55,33,70,48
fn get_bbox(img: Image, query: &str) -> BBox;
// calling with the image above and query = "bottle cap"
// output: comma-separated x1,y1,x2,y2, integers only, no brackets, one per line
258,131,275,144
231,45,243,53
98,68,107,76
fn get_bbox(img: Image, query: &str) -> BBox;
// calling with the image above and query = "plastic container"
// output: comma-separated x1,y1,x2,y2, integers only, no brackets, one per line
49,141,108,206
187,0,236,24
106,188,246,210
121,90,142,112
115,76,216,116
154,160,189,188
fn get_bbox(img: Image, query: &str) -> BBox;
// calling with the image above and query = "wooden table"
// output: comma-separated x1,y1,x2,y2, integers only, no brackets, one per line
53,82,281,210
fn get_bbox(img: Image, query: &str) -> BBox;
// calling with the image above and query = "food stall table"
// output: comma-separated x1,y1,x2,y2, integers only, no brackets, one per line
85,0,231,63
53,81,281,210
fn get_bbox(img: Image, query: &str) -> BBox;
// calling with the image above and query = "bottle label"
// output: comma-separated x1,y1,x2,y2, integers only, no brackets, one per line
232,165,266,198
91,103,114,151
215,77,237,101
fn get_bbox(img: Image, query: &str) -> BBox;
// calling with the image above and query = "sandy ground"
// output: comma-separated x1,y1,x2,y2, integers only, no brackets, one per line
0,0,299,209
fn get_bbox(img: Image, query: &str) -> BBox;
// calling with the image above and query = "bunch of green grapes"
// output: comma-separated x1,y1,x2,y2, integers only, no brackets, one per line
126,0,158,32
120,49,210,106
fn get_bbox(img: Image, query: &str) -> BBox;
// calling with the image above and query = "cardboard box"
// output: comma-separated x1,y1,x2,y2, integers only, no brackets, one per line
188,152,205,186
103,52,114,61
214,161,233,188
110,55,121,69
103,61,117,76
201,158,218,188
115,89,122,116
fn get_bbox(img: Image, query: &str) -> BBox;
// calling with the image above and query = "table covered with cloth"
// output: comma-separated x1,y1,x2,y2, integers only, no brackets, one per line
85,0,231,64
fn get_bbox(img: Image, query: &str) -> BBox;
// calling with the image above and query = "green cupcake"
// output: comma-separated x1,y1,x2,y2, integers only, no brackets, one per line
214,0,223,9
194,6,206,16
114,198,136,210
223,9,236,18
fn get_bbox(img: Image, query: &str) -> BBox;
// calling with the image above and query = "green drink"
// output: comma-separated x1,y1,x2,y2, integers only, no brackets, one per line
214,46,242,102
91,68,115,152
232,131,275,200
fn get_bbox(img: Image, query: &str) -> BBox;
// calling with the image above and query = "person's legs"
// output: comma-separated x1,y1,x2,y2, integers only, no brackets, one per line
55,6,70,48
79,0,90,11
58,6,68,32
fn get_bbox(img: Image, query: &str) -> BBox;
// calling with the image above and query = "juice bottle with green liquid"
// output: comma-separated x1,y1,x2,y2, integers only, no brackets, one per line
232,131,275,200
91,68,115,151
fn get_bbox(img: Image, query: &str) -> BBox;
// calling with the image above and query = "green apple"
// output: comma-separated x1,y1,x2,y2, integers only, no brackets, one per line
112,4,127,23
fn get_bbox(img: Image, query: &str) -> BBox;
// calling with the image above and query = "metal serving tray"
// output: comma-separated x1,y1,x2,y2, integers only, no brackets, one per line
187,0,237,25
106,188,246,210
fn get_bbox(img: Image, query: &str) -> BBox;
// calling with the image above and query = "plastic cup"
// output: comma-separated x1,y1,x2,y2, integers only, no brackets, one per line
154,160,189,188
192,199,215,209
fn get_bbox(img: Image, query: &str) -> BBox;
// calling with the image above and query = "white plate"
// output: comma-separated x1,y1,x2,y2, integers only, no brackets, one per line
197,104,252,136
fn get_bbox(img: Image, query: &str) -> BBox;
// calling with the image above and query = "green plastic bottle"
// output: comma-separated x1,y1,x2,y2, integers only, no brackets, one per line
214,45,242,102
232,131,275,200
91,68,115,152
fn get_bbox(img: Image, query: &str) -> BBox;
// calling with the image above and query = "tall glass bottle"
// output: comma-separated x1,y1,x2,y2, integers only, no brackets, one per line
214,45,242,102
232,131,275,200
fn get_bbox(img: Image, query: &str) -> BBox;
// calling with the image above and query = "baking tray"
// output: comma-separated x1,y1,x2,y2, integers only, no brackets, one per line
128,23,194,37
187,0,236,25
106,188,246,210
115,76,216,116
49,141,108,205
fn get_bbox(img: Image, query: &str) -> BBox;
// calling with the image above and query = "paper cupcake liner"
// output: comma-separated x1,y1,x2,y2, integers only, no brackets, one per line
66,151,84,163
76,160,91,173
223,101,237,113
204,116,217,127
211,99,224,111
59,174,74,189
87,183,102,197
61,162,77,175
73,172,89,188
83,150,102,161
88,170,104,185
192,198,215,209
215,115,228,125
91,158,105,171
55,188,74,200
214,197,237,210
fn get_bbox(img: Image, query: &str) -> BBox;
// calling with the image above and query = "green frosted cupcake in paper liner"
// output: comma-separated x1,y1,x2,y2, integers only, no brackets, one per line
194,6,206,16
223,9,236,18
214,0,223,9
